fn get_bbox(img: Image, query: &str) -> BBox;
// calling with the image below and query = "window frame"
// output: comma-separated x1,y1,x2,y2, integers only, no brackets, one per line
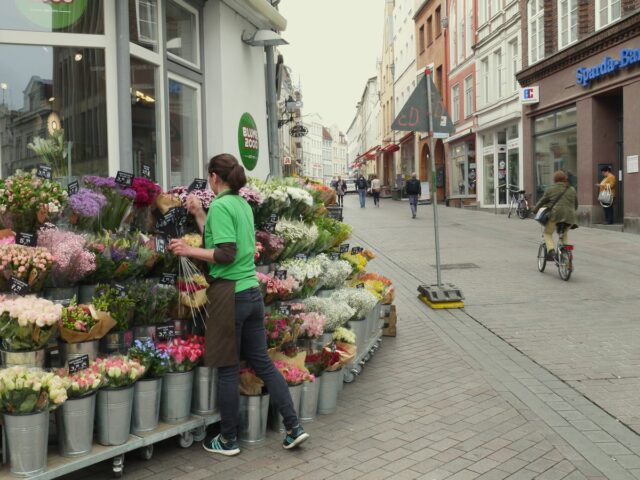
509,37,519,92
135,0,159,48
451,84,460,123
165,0,201,71
558,0,578,49
480,57,490,105
495,48,504,99
595,0,622,30
528,0,544,65
463,75,473,118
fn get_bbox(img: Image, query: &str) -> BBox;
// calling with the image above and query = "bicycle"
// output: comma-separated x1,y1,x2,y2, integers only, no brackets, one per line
537,223,574,281
507,186,530,219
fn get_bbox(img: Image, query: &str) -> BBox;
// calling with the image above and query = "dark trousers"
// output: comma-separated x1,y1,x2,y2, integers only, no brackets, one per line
218,287,298,440
337,194,344,207
372,191,380,206
603,204,614,224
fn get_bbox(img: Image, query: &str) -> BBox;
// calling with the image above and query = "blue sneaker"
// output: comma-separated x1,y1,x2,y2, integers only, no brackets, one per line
283,425,309,449
202,434,240,456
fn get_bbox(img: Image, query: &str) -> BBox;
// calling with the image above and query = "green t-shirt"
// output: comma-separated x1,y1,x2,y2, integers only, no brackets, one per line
203,191,258,293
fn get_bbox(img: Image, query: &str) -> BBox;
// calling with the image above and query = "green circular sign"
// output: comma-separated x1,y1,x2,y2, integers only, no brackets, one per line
238,113,259,171
16,0,88,30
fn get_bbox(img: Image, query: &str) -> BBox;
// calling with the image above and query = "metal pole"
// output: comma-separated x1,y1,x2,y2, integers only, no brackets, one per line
115,0,132,173
426,71,442,287
265,46,281,178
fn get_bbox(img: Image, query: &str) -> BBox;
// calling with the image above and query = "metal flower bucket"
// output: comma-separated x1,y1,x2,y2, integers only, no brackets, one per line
239,393,270,444
99,330,133,355
59,340,99,367
316,288,335,298
348,318,368,354
77,284,98,304
55,392,96,457
160,371,194,423
96,385,134,446
268,384,303,432
1,348,46,368
42,286,79,307
4,410,50,476
320,331,334,347
317,368,343,415
191,367,218,415
300,378,320,422
131,377,162,433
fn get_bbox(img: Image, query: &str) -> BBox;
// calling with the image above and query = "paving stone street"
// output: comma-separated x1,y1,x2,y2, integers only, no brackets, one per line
64,194,640,480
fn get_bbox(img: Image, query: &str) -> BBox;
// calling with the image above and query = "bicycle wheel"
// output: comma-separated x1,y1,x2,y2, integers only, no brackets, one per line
557,249,572,281
517,200,528,219
537,244,547,272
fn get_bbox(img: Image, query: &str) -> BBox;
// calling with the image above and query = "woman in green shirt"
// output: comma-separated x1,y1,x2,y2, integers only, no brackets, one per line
169,154,309,456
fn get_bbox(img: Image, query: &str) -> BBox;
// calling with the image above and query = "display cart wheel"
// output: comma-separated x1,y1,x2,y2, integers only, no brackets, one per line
192,425,206,442
139,445,154,461
343,370,356,383
112,454,124,478
353,364,363,375
178,431,194,448
363,353,371,362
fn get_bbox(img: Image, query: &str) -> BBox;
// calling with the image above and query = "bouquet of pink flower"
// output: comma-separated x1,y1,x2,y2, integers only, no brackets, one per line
37,228,96,287
0,244,55,293
94,356,145,388
57,363,103,398
297,311,326,339
273,360,314,386
168,186,216,210
264,311,302,349
156,335,205,372
255,231,285,264
256,271,300,305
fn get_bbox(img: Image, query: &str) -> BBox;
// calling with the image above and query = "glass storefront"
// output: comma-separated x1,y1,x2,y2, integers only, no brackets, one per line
131,57,159,180
533,106,577,201
168,77,200,188
400,139,415,176
0,0,104,34
480,123,521,206
450,141,476,196
0,44,108,177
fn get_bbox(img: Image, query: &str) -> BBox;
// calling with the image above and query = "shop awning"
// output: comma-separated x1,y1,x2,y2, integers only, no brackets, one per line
380,143,399,153
398,132,414,144
355,145,380,161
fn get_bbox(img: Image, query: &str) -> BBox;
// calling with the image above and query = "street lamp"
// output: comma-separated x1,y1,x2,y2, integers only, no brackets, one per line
241,30,288,47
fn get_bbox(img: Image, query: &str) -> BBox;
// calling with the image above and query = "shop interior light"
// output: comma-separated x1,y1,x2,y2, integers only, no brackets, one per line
48,97,55,102
74,52,83,62
134,90,155,103
242,29,288,47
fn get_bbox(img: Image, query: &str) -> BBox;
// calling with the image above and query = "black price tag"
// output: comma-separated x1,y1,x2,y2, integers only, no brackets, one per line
9,277,29,296
188,178,207,192
155,236,167,253
115,171,134,187
36,164,53,180
330,252,341,261
67,180,79,196
274,269,287,280
113,283,127,297
351,246,363,255
156,210,175,230
295,253,308,261
68,355,90,374
269,213,278,223
278,304,291,316
16,232,36,247
160,273,177,285
156,324,175,341
264,222,276,234
356,283,365,290
339,244,350,253
141,164,152,179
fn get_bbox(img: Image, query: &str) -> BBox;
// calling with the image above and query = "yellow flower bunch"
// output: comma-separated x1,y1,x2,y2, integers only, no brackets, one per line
340,252,368,275
182,233,202,248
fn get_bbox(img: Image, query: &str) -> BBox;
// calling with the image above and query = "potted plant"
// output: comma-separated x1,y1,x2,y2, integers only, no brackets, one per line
0,295,62,367
0,366,68,476
92,284,135,354
156,336,204,423
269,360,314,432
55,364,103,457
128,339,170,433
94,355,145,446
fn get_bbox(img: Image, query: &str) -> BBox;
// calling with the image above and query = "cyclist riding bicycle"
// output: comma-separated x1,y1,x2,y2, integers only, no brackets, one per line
532,170,578,260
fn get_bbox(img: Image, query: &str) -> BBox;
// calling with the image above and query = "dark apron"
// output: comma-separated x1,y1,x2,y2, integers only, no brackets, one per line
203,275,238,368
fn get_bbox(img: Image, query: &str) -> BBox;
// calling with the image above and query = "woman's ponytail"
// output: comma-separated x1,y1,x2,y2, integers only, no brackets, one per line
207,154,247,193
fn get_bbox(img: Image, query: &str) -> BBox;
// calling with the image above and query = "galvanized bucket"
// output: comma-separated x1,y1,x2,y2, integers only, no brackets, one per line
300,378,320,422
268,384,302,432
348,318,368,354
317,368,342,415
42,286,79,307
131,377,162,433
96,385,134,446
4,410,49,476
77,284,98,305
191,367,218,415
320,331,334,347
316,288,335,298
1,348,46,368
132,325,156,343
99,330,133,355
59,340,99,367
160,371,194,423
55,392,96,457
239,393,270,444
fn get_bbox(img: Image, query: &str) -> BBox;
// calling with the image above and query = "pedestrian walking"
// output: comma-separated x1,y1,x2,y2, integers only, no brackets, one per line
356,174,367,208
370,175,381,207
405,173,421,218
335,176,346,207
598,165,617,225
169,153,309,456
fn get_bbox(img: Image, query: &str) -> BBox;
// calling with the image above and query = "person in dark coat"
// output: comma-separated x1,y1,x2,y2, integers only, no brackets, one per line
405,173,422,218
356,174,367,208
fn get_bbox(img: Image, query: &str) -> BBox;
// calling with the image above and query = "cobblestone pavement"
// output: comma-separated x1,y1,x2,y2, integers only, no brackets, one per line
61,195,640,479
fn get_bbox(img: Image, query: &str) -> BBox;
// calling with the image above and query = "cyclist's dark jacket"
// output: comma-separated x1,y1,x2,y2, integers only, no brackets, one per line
533,182,578,227
405,178,422,196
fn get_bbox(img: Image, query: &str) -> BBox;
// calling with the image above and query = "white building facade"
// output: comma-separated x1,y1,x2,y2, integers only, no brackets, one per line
301,113,323,181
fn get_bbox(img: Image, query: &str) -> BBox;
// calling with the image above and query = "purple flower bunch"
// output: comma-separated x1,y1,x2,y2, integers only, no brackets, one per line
168,186,216,209
82,176,136,231
68,188,107,218
239,185,264,205
82,176,136,199
37,228,96,286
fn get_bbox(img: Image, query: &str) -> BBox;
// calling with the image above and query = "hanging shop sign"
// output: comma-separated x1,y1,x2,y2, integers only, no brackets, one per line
576,48,640,88
289,125,309,138
17,0,88,30
238,113,259,171
520,86,539,104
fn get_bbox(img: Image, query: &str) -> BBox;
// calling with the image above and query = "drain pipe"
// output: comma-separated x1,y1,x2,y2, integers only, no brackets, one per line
265,45,282,178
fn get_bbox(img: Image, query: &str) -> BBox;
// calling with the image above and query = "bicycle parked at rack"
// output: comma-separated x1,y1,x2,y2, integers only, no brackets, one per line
537,222,574,281
506,185,531,219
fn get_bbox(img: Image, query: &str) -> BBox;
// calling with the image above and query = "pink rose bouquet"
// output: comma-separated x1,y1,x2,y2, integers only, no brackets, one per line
0,244,55,293
273,360,314,386
94,356,145,388
57,363,103,398
297,311,326,339
156,335,205,372
256,271,300,305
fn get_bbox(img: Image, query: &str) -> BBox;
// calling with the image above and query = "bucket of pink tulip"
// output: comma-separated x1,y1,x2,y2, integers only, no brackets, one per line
156,335,204,423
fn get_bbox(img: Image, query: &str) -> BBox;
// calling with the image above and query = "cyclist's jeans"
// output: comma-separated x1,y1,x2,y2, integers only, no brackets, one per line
218,287,298,440
543,221,568,252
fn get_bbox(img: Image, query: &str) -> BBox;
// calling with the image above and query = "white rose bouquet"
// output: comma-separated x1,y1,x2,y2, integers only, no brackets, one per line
0,366,68,414
0,295,61,351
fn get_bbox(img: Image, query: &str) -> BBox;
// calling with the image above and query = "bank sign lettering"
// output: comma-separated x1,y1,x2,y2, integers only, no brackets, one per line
237,113,259,171
576,48,640,87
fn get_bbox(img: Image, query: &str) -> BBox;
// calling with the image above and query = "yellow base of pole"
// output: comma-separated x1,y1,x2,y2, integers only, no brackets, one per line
419,295,465,309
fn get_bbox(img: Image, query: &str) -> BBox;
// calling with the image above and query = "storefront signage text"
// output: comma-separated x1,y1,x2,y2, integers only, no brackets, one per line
238,113,259,171
576,48,640,87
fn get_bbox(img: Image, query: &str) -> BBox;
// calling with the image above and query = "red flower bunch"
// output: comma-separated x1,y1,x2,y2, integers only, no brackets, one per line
131,177,161,208
156,335,205,372
255,241,264,263
305,349,341,376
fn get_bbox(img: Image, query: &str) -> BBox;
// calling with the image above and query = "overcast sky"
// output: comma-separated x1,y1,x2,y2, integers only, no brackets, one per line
278,0,385,133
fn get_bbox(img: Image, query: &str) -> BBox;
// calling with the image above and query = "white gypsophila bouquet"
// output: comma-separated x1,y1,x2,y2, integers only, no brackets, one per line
316,254,353,289
276,218,319,260
303,296,355,332
279,257,323,297
331,288,378,320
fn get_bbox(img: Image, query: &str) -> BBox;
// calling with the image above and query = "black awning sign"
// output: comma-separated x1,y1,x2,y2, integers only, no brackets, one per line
290,125,308,138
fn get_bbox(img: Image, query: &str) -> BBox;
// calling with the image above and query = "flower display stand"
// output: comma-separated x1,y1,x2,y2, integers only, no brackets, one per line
342,306,384,384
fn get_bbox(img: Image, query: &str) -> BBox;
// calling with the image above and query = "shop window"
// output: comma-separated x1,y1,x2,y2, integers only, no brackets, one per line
130,0,159,51
528,0,544,64
0,44,108,177
168,77,201,187
558,0,578,48
464,75,473,118
131,57,159,181
0,0,104,33
596,0,621,30
166,0,200,68
451,141,476,196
